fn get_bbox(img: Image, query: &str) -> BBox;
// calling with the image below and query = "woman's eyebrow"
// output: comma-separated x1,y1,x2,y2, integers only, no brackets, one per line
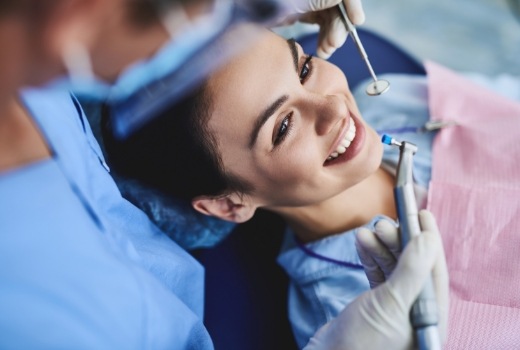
248,95,289,149
287,38,299,74
248,40,297,149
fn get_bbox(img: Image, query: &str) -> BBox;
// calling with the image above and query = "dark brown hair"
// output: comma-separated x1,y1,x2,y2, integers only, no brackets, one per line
102,83,252,202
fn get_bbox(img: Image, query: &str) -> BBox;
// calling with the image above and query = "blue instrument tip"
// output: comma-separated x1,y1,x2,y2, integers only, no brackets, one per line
381,134,393,145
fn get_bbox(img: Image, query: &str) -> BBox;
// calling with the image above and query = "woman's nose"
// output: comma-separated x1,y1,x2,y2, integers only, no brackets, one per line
310,94,348,136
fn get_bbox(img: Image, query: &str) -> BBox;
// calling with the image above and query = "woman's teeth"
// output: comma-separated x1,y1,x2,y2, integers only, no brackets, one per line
327,117,356,161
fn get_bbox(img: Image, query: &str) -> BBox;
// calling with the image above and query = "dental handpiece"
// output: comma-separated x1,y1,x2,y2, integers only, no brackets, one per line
336,2,390,96
381,135,441,350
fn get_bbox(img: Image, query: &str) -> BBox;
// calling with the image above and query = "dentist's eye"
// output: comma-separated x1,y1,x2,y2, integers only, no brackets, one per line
274,112,293,146
299,55,313,84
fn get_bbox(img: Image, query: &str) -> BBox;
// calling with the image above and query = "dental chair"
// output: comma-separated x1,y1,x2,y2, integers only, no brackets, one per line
191,27,425,350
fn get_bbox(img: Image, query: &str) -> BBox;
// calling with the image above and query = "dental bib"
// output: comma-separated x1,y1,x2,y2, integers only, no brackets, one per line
426,61,520,348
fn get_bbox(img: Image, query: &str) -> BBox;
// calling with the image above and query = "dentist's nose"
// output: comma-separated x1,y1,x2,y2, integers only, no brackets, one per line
311,94,348,136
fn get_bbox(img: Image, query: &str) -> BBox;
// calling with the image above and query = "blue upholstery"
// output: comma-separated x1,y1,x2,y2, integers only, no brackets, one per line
192,28,425,350
299,28,425,90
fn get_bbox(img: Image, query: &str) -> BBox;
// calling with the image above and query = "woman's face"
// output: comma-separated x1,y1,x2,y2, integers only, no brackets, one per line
206,28,383,209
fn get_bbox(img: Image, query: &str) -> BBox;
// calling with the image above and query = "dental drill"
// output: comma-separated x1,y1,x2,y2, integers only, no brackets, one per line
381,134,441,350
337,2,390,96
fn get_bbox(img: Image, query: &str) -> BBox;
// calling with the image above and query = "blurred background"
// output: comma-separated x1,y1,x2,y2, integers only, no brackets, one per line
280,0,520,76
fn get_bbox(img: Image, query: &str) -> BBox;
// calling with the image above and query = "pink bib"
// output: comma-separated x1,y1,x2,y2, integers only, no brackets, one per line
426,61,520,348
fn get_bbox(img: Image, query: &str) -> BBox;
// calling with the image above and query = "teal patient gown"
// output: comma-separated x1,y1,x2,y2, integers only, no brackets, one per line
0,88,213,349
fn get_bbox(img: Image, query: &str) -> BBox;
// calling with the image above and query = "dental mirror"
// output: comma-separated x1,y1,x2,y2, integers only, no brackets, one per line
337,2,390,96
366,78,390,96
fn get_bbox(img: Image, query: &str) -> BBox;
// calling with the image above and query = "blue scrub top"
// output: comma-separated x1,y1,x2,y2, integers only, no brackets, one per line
0,88,213,349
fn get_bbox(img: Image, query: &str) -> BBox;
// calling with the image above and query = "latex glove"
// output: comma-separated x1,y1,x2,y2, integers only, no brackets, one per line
288,0,365,59
303,210,449,350
356,218,401,288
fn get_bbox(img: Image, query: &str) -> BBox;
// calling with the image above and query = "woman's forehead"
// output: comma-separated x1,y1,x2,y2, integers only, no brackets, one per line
214,28,287,73
208,29,290,106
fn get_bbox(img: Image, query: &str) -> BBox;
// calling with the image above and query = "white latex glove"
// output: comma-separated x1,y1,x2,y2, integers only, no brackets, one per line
356,218,401,288
303,210,449,350
287,0,365,59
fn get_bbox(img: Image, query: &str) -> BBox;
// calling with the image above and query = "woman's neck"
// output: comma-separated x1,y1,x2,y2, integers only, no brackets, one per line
274,167,397,243
0,94,51,172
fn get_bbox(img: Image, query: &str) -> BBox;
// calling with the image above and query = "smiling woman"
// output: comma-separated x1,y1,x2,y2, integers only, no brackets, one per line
104,25,394,236
197,27,395,233
102,24,399,347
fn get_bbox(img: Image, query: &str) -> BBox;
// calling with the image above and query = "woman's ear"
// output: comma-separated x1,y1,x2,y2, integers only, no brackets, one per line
192,193,257,223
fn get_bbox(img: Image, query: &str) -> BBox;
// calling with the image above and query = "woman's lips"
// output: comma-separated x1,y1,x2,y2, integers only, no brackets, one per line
323,113,365,166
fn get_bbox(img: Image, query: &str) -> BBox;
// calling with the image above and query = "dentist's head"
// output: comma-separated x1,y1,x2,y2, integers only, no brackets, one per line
0,0,219,88
0,0,280,136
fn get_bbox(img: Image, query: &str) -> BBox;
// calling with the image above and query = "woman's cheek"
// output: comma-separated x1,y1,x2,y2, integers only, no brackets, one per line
275,144,318,181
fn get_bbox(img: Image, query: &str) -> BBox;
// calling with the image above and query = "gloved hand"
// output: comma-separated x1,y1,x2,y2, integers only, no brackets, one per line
303,210,449,350
356,217,401,288
287,0,365,59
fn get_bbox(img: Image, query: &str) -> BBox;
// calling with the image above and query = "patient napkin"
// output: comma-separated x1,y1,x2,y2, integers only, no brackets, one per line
426,61,520,348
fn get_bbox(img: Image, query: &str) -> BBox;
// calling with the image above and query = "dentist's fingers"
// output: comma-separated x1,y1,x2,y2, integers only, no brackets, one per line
324,0,365,59
292,0,366,59
356,227,397,286
316,13,348,59
356,229,385,288
374,219,401,259
344,0,365,25
303,0,342,12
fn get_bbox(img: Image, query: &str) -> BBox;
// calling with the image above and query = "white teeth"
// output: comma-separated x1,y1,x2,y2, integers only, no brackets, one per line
341,139,351,148
326,117,357,161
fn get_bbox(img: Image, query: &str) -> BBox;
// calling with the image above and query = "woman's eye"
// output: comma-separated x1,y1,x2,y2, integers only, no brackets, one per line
299,55,313,84
274,112,293,146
